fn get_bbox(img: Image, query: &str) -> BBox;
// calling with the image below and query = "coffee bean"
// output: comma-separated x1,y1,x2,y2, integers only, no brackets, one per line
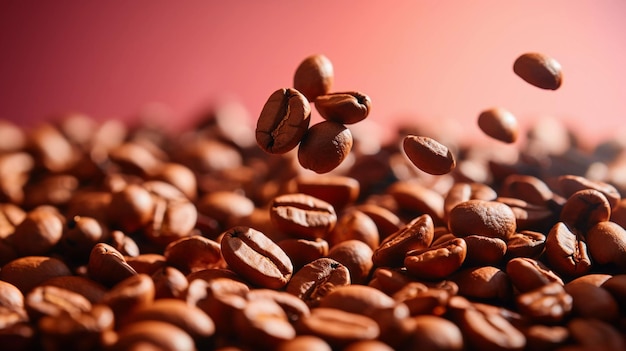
500,174,554,206
516,282,572,324
275,335,332,351
402,135,456,175
295,307,380,348
477,107,519,144
405,238,467,281
451,266,512,302
220,226,293,289
314,92,372,124
25,285,92,321
564,279,620,322
556,174,621,209
233,298,296,347
0,281,24,312
9,206,64,256
586,221,626,270
270,193,337,240
164,235,225,274
151,266,188,300
513,52,563,90
545,222,592,277
373,214,434,267
40,275,107,304
0,256,72,294
444,182,497,220
246,288,311,324
463,235,507,266
112,320,196,351
298,120,353,173
506,257,563,293
567,318,626,350
559,189,611,232
286,257,350,307
293,54,334,102
448,199,517,240
293,175,360,211
101,274,155,324
327,209,379,249
506,231,546,259
88,243,137,287
407,315,464,351
256,88,311,154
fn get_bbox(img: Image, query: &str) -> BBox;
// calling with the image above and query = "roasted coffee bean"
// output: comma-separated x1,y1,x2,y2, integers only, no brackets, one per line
545,222,592,277
60,215,110,261
560,189,611,232
220,226,293,289
500,174,553,206
233,298,296,347
387,181,445,224
151,266,188,300
101,274,155,324
293,54,334,102
405,238,467,281
513,52,563,90
327,239,373,285
295,307,379,348
343,340,395,351
298,120,353,173
25,285,92,321
107,184,155,233
256,88,311,154
149,162,198,200
0,203,25,239
0,256,72,293
506,230,546,259
477,107,519,144
293,175,360,212
28,123,78,173
9,206,64,256
523,325,569,351
506,257,563,293
110,230,140,257
40,275,107,304
586,221,626,270
88,243,137,287
0,281,24,312
286,257,350,307
451,266,512,302
164,235,225,274
373,214,434,267
125,253,168,275
402,135,456,175
516,282,572,323
353,203,403,240
463,235,507,266
448,199,517,240
406,315,464,351
38,304,114,351
496,197,555,232
314,91,372,124
246,288,311,324
566,318,626,351
270,193,337,240
392,282,451,316
444,182,497,220
556,174,621,209
277,238,328,271
196,191,255,230
112,320,196,351
276,335,332,351
108,141,162,176
564,279,620,322
327,209,379,249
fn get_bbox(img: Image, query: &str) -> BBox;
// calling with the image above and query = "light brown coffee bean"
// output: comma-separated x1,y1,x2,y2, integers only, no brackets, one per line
220,226,293,289
270,193,337,240
516,282,572,324
9,206,64,256
108,141,162,176
373,214,434,267
407,315,464,351
477,107,519,144
464,235,507,266
164,235,225,274
506,230,546,259
444,182,497,220
0,281,24,312
402,135,456,175
25,285,92,321
496,197,555,232
319,285,399,318
370,267,415,296
387,181,445,224
28,123,77,173
327,210,379,249
0,203,25,239
101,274,155,325
560,189,611,232
448,199,517,240
88,243,137,287
556,174,621,209
40,275,107,304
523,325,569,351
293,54,334,102
0,256,72,294
295,307,379,349
277,238,328,271
38,304,114,351
505,257,563,293
405,238,467,281
392,282,451,316
513,52,562,90
125,254,167,275
276,335,332,351
451,266,512,302
567,318,626,351
151,266,188,300
196,191,255,230
500,174,554,206
256,88,311,154
314,92,371,125
233,298,296,347
293,175,360,212
112,320,196,351
545,222,592,277
327,239,373,285
286,257,350,307
246,288,311,324
353,203,403,240
564,280,620,322
586,221,626,270
149,162,198,200
107,184,155,233
298,120,353,173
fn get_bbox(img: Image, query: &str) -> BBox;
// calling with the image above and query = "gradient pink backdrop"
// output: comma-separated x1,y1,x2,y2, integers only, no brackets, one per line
1,1,625,145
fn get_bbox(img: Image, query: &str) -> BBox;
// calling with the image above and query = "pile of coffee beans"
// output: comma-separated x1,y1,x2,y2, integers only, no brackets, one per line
0,51,624,351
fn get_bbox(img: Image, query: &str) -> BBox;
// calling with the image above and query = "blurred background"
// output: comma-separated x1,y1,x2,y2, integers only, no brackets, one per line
1,1,625,146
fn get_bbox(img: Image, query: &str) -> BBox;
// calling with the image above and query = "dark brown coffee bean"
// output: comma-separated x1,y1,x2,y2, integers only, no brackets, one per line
448,199,517,240
125,254,167,275
233,298,296,347
285,257,350,307
277,238,328,271
513,52,562,90
523,325,569,351
9,206,64,256
496,197,555,232
256,88,311,154
602,274,626,310
196,191,255,230
314,91,371,124
392,282,451,316
25,285,91,321
295,307,379,348
298,120,353,173
108,141,162,176
407,315,464,351
0,256,72,293
293,175,360,211
353,203,403,240
246,288,311,324
545,222,592,277
564,280,620,322
293,54,334,102
506,230,546,259
556,174,621,209
23,174,79,208
405,238,467,281
107,184,155,233
567,318,626,351
149,162,198,200
112,320,196,351
560,189,611,232
38,304,114,351
327,239,373,285
477,107,519,144
60,216,110,261
110,230,140,257
387,181,445,224
164,235,225,274
40,275,107,304
276,335,332,351
151,266,188,300
444,182,497,220
373,214,434,267
270,193,337,240
402,135,456,175
101,274,155,324
516,282,572,323
505,257,563,293
220,226,293,289
586,221,626,270
88,243,138,287
500,174,553,206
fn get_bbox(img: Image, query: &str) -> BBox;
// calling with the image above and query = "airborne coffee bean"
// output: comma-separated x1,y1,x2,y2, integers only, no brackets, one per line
477,107,519,144
513,52,563,90
402,135,456,175
297,120,353,174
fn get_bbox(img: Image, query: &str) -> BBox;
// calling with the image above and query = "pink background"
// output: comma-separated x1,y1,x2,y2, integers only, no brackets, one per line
1,1,625,145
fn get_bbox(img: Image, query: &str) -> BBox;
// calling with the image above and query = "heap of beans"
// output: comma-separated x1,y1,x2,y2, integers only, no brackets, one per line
0,52,624,351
